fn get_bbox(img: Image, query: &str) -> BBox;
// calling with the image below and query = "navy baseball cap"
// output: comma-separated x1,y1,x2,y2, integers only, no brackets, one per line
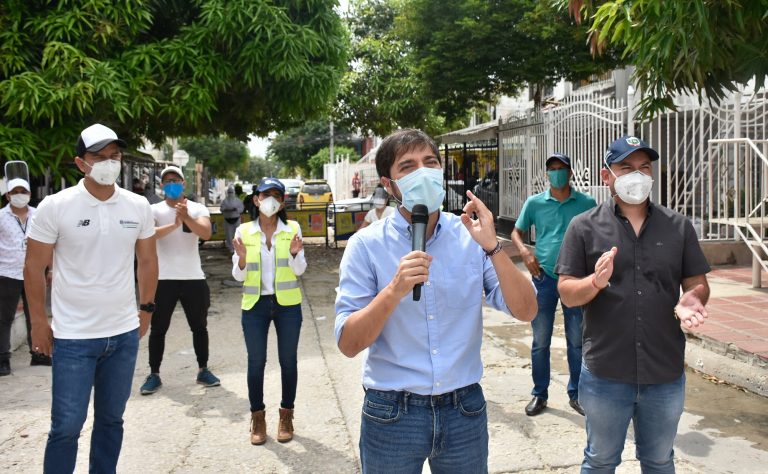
256,177,285,194
604,136,659,167
546,153,571,168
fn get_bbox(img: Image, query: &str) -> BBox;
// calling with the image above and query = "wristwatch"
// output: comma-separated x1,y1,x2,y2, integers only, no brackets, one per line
139,302,156,313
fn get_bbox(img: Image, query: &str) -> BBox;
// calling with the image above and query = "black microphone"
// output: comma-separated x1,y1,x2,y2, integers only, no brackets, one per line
411,204,428,301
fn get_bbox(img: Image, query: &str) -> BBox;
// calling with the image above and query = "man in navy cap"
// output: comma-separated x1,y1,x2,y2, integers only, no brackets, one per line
556,136,710,472
511,152,596,416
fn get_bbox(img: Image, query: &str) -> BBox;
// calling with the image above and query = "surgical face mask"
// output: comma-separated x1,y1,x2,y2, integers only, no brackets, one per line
393,167,445,213
373,198,387,209
84,159,121,186
10,193,30,208
163,182,184,200
609,168,653,205
259,196,280,217
547,169,569,189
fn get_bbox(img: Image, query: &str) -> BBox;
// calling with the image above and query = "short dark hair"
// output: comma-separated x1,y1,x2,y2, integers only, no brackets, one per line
375,129,440,178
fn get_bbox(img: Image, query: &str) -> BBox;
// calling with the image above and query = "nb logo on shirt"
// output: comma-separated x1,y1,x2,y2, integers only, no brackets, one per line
77,219,91,227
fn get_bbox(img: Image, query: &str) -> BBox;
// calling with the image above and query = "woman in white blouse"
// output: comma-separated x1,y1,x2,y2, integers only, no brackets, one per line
232,178,306,446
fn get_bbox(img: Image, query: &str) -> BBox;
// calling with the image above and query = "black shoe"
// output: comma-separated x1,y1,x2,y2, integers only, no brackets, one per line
525,396,547,416
31,353,52,366
0,360,10,376
569,399,585,416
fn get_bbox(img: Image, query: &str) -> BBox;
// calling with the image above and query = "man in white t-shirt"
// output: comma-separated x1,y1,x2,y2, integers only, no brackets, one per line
24,123,158,473
139,166,219,395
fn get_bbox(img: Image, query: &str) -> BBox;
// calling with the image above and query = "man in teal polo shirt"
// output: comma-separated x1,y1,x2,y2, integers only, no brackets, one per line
511,153,596,416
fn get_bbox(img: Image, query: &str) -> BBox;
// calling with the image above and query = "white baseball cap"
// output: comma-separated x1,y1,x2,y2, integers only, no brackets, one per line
6,178,30,193
76,123,127,156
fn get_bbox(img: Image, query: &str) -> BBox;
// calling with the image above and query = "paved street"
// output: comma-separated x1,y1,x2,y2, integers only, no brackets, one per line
1,244,767,473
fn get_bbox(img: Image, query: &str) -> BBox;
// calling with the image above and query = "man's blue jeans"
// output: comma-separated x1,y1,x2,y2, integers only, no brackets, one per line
45,328,139,474
241,295,303,412
531,272,583,400
360,383,488,474
579,363,685,473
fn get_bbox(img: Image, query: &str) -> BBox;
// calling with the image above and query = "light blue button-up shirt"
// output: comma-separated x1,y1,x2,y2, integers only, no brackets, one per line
334,209,513,395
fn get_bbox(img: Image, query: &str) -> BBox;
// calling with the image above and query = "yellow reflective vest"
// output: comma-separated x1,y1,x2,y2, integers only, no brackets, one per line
239,220,302,309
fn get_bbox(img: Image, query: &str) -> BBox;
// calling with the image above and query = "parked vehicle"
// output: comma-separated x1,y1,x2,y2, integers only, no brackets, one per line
327,194,376,224
297,180,333,209
279,178,304,210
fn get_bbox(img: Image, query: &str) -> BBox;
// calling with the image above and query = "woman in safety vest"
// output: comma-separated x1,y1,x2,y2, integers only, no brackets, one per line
231,177,306,446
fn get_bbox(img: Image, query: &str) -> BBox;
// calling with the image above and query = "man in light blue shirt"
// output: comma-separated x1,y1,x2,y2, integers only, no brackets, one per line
511,153,596,417
335,129,537,473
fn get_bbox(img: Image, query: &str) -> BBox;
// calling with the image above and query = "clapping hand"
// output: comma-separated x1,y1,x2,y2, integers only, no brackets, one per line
290,234,303,256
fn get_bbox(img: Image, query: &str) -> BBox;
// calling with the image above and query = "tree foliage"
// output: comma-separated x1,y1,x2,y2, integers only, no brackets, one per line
267,119,359,175
178,135,250,178
0,0,348,180
308,145,357,177
238,156,282,183
566,0,768,119
401,0,620,120
334,0,447,137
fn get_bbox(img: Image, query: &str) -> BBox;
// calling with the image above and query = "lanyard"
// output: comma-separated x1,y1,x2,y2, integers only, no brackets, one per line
13,215,27,235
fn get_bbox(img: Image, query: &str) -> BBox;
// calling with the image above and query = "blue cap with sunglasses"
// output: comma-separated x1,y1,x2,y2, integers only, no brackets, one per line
604,136,659,167
256,177,285,194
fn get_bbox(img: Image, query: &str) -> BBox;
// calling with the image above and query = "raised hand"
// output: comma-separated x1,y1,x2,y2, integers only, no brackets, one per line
460,191,498,252
233,237,247,260
290,234,303,256
593,247,617,288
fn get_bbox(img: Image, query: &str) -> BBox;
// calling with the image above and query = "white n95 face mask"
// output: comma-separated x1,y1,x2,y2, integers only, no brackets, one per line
610,169,653,205
259,196,280,217
10,194,30,208
85,159,121,186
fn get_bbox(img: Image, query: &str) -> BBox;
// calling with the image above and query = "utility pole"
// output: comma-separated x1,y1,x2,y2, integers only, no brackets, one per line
330,121,335,164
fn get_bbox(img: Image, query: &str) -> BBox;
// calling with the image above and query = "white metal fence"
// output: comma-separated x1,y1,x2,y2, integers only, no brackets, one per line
499,85,768,242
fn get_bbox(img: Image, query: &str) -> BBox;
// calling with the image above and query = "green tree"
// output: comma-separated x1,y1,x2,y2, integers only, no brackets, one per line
401,0,620,120
566,0,768,118
178,135,249,179
267,119,359,174
308,145,358,178
0,0,347,180
238,156,282,183
334,0,447,137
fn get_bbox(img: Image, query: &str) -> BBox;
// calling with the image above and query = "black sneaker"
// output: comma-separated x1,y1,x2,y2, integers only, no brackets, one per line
30,353,52,366
0,360,10,376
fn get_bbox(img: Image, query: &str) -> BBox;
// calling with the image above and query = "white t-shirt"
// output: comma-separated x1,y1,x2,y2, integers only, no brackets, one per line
152,200,210,280
0,204,35,280
363,206,394,224
27,180,155,339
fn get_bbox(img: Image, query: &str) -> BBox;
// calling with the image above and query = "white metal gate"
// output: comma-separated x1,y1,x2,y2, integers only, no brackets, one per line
499,85,768,243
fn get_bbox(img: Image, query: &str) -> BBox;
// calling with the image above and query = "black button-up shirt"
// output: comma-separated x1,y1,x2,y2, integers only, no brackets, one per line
556,200,710,384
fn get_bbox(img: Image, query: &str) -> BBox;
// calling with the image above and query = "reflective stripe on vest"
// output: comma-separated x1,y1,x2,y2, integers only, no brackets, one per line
239,220,302,310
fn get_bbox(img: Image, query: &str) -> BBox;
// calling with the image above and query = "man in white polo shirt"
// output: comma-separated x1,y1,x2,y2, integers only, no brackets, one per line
24,123,158,473
139,165,219,395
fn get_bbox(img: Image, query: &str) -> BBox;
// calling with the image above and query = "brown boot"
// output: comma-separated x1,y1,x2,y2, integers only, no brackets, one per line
250,410,266,445
277,408,294,442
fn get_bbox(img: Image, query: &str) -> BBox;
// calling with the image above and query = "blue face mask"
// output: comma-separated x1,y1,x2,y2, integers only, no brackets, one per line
163,182,184,200
547,169,569,189
394,167,446,213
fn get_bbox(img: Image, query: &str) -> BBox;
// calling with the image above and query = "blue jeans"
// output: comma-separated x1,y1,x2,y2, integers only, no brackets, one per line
45,328,139,474
579,364,685,473
360,383,488,474
241,295,302,412
531,272,583,400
